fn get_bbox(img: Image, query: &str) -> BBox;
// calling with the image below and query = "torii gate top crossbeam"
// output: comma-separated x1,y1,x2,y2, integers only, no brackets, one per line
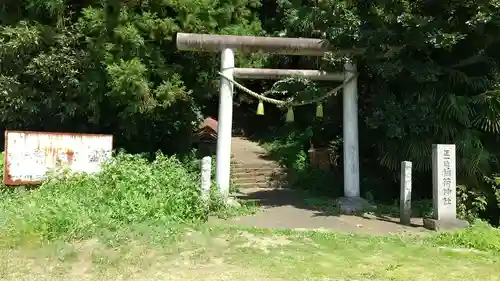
175,32,331,56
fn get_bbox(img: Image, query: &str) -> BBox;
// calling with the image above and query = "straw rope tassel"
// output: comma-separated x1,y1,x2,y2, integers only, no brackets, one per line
286,107,294,122
316,102,323,118
256,100,264,115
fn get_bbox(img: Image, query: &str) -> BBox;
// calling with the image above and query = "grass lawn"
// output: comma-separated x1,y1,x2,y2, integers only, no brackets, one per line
1,223,499,281
1,152,498,281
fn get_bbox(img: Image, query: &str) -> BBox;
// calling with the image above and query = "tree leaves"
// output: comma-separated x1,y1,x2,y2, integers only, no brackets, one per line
270,0,500,192
472,91,500,133
0,0,262,153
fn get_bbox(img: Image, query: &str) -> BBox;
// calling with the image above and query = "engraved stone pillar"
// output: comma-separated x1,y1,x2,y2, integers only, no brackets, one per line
423,144,469,231
400,161,412,226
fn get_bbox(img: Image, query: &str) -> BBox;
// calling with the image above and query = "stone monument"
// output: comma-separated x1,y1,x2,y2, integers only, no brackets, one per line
400,161,412,225
423,144,469,231
200,156,212,203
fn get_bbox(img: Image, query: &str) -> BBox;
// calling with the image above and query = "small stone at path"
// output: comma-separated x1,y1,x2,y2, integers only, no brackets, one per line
423,218,469,231
226,197,241,208
336,197,373,214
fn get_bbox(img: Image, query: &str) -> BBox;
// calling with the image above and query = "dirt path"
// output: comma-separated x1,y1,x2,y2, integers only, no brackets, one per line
215,187,429,235
231,136,274,165
228,137,428,235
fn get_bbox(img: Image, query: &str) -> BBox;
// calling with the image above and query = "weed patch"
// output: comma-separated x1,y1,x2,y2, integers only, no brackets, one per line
428,220,500,253
0,152,228,244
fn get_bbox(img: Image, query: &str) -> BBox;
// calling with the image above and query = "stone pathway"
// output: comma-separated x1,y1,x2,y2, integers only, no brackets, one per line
223,137,429,236
231,136,273,165
213,187,428,235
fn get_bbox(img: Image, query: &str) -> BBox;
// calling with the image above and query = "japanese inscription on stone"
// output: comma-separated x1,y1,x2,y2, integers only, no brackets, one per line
432,144,457,220
4,131,113,185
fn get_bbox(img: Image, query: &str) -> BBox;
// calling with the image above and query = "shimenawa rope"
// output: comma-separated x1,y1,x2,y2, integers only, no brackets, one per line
217,71,358,107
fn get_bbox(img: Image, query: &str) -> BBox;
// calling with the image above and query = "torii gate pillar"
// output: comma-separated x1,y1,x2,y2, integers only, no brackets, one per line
342,61,360,198
215,48,235,197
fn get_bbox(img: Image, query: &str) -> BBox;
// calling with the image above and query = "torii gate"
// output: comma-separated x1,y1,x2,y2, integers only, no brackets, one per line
176,32,365,211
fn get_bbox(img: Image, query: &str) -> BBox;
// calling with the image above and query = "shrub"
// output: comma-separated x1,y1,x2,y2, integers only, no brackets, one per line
456,184,489,222
0,152,208,243
262,130,343,196
429,220,500,253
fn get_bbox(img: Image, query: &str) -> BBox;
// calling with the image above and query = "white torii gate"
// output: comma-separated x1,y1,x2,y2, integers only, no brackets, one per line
176,32,365,212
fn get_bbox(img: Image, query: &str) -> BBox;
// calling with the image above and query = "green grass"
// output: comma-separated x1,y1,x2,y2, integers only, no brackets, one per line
1,151,499,280
0,151,256,246
0,223,499,281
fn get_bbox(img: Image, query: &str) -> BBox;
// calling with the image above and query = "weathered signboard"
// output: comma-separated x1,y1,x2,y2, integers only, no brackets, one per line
3,130,113,185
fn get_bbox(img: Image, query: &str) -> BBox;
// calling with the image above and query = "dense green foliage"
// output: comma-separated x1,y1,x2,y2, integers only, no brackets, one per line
255,0,500,223
1,0,500,223
0,151,249,243
0,0,262,153
0,153,198,241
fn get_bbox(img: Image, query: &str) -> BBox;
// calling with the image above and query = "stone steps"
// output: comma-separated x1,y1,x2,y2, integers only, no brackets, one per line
229,136,285,189
231,162,281,169
232,168,282,177
231,162,285,189
235,182,273,188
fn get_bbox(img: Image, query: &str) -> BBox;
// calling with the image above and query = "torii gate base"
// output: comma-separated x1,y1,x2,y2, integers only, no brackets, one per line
176,33,370,214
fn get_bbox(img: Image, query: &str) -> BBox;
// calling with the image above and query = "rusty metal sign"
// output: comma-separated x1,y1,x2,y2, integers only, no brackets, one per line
3,130,113,185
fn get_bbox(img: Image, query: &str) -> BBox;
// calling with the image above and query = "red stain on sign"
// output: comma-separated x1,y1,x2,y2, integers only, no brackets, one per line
66,149,75,164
